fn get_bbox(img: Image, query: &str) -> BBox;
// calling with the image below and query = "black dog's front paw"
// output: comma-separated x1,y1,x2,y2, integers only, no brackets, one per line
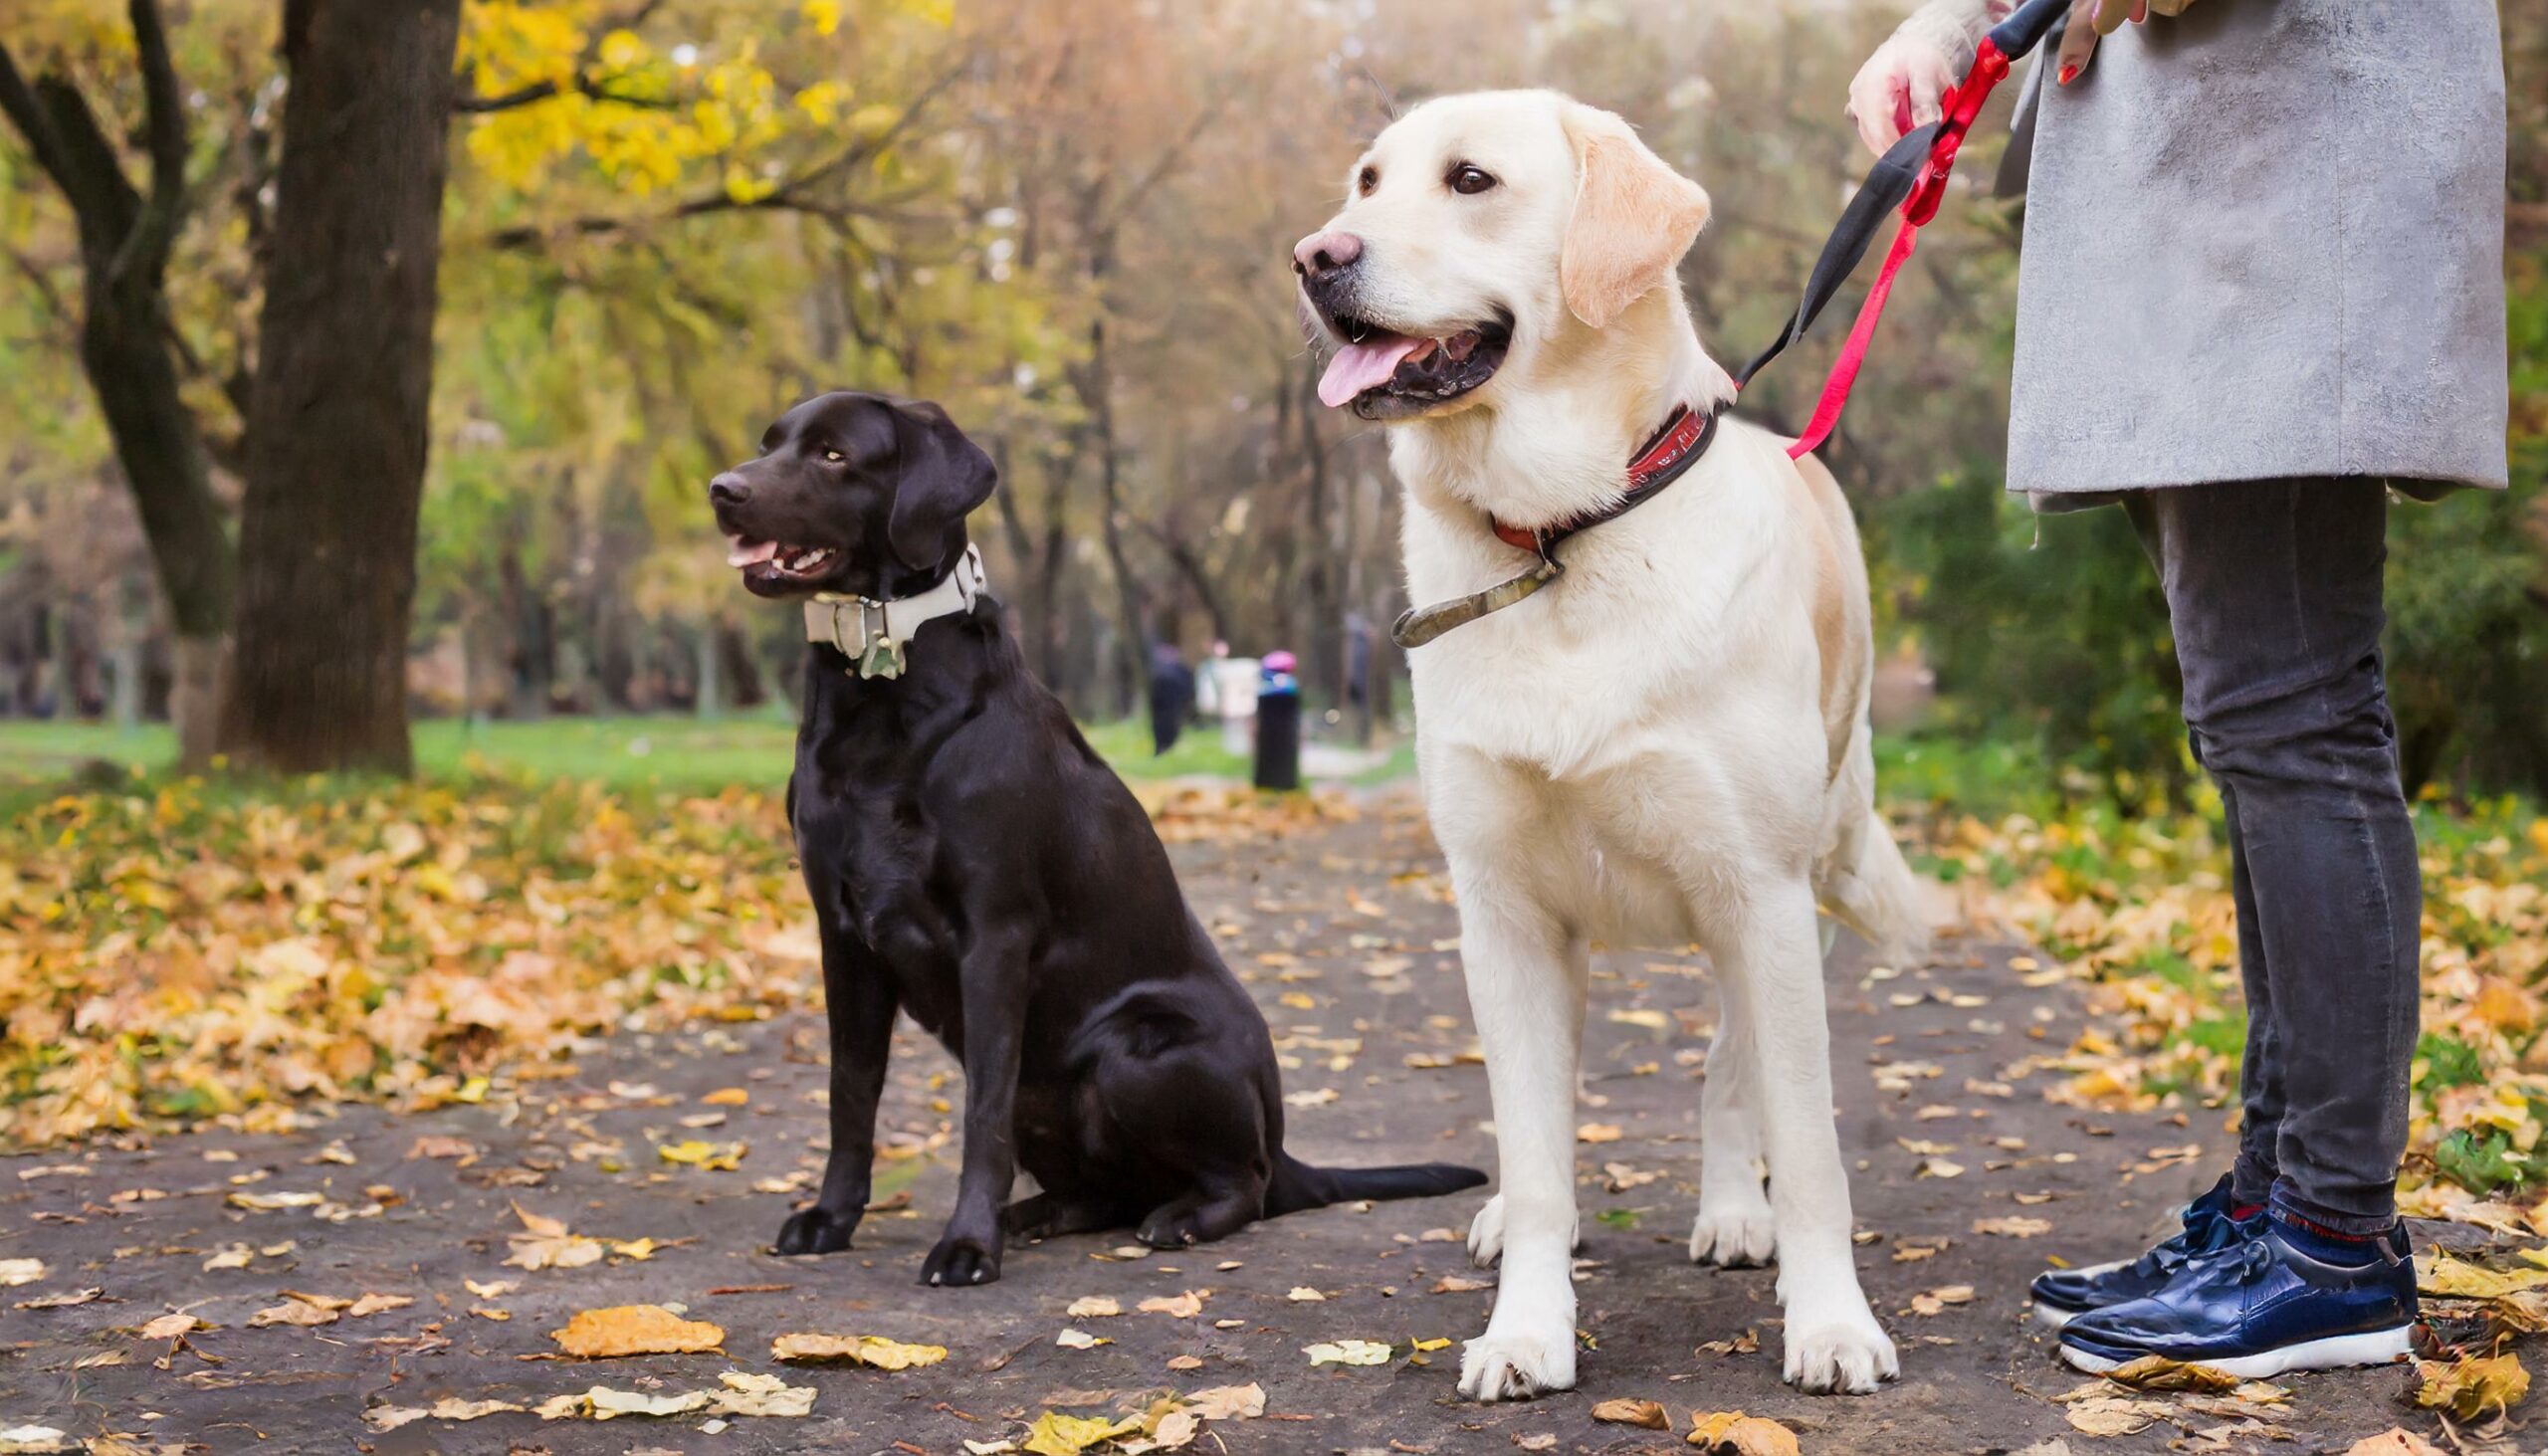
920,1227,1003,1287
773,1205,862,1256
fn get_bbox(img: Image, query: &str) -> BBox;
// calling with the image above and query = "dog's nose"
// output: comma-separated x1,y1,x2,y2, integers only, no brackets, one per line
1292,229,1363,282
709,473,748,507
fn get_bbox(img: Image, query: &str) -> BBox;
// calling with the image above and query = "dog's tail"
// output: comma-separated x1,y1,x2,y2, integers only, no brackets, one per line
1264,1150,1487,1217
1821,808,1941,965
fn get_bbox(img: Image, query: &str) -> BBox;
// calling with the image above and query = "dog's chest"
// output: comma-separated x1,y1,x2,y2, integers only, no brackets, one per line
794,786,963,1030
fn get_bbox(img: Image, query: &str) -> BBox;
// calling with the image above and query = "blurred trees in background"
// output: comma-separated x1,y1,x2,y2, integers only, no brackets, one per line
0,0,2540,796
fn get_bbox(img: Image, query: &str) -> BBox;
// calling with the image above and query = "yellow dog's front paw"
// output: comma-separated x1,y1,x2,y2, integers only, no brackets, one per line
1457,1327,1577,1402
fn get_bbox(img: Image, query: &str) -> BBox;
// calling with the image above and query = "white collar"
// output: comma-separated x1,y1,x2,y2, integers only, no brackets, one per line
801,543,985,680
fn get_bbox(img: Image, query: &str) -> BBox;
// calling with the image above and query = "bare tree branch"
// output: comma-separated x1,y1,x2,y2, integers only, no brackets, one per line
112,0,188,285
455,74,681,112
0,40,74,188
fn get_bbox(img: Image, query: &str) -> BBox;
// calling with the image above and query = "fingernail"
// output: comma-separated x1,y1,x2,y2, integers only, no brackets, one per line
2058,63,2078,85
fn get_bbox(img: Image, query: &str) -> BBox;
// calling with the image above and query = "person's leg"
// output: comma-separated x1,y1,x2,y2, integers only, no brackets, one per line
2126,494,2285,1215
2058,478,2421,1375
2214,779,2284,1214
2140,478,2418,1237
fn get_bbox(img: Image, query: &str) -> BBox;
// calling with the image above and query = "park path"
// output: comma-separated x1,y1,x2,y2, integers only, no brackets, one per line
1,798,2435,1453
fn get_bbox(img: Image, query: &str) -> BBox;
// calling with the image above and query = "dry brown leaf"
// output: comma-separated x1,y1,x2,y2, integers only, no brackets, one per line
2101,1354,2238,1392
1183,1383,1264,1420
136,1313,200,1341
1973,1216,2052,1238
1592,1397,1671,1429
1686,1411,1801,1455
2414,1351,2529,1421
2062,1394,2172,1436
1138,1290,1207,1318
769,1333,948,1369
362,1396,525,1432
1577,1123,1625,1144
548,1304,724,1358
2418,1250,2548,1300
1065,1296,1121,1319
1908,1285,1975,1316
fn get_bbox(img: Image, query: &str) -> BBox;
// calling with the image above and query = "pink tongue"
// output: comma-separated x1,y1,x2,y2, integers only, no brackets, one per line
1317,334,1423,408
728,537,778,567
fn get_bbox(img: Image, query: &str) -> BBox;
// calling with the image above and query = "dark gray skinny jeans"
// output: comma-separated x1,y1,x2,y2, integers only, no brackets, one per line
2126,478,2420,1235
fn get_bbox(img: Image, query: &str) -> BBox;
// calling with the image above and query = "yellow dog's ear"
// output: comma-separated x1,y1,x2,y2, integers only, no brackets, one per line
1559,104,1710,330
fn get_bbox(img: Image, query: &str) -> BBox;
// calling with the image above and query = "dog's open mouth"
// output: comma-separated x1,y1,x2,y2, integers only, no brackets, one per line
728,536,840,591
1316,312,1512,421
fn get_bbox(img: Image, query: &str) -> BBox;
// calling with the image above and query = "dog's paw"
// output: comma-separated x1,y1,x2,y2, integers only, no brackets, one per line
1466,1194,1506,1267
772,1206,860,1257
1687,1204,1778,1268
1465,1195,1577,1268
1781,1310,1898,1395
1135,1209,1205,1249
1456,1327,1578,1403
919,1229,1003,1287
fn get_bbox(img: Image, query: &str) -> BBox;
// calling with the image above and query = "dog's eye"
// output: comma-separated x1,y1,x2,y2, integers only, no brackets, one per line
1357,165,1379,197
823,450,844,463
1448,164,1496,196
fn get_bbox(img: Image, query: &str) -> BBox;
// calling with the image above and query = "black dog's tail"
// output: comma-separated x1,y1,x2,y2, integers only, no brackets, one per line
1265,1149,1487,1217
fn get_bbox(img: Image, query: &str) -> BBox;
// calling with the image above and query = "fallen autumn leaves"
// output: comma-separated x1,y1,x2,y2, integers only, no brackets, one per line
1,777,1353,1148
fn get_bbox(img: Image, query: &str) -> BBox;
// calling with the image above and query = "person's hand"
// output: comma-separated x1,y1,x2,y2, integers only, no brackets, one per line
1845,0,2011,157
2055,0,2203,85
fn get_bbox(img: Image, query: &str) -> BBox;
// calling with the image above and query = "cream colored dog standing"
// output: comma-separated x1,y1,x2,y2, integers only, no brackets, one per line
1292,90,1927,1400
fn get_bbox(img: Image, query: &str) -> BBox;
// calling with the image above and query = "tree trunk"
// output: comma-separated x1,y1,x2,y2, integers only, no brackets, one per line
218,0,462,774
4,14,239,763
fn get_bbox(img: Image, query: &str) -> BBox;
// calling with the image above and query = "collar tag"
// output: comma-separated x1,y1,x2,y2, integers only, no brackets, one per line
803,544,985,679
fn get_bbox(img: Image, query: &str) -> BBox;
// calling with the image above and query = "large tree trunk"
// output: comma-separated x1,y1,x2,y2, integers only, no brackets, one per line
3,7,238,764
218,0,462,774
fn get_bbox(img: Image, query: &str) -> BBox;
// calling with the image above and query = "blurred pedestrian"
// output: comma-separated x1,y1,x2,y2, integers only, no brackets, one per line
1148,642,1194,756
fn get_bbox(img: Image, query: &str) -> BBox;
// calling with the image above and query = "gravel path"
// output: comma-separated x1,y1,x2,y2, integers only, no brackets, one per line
0,803,2437,1453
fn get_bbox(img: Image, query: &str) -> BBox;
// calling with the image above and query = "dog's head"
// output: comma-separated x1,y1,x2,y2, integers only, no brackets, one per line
709,391,996,600
1293,90,1710,423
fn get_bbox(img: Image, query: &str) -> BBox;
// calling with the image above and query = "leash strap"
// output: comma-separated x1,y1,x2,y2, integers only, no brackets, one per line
1744,0,2067,459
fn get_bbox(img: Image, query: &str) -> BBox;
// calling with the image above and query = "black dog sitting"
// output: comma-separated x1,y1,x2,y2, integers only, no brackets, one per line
710,390,1484,1286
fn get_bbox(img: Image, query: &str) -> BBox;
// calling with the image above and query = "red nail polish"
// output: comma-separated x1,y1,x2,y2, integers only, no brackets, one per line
2058,63,2078,85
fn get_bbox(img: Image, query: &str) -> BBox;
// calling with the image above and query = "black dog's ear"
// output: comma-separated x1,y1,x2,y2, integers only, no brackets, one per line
885,399,998,573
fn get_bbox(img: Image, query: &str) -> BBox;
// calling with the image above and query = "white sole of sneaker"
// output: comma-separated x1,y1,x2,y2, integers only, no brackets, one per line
2058,1323,2415,1380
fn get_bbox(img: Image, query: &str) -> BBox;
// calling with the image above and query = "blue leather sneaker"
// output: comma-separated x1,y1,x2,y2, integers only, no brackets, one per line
2027,1174,2251,1329
2055,1218,2418,1379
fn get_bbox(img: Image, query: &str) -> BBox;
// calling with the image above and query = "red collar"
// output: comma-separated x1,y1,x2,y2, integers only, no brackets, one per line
1489,403,1720,554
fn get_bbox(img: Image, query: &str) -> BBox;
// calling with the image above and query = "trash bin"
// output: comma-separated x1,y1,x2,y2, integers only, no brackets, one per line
1252,650,1301,792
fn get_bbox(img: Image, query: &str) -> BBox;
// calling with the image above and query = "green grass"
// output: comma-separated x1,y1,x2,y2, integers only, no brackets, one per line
0,712,1364,795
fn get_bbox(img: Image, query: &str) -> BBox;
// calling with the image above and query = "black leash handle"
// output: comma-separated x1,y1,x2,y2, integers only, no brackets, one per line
1734,0,2069,392
1991,0,2070,60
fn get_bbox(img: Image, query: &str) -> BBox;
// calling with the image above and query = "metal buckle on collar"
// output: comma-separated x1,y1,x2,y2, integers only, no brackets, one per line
815,597,904,680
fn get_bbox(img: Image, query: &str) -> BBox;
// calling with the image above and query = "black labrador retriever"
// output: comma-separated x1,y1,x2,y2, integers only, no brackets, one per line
710,390,1484,1286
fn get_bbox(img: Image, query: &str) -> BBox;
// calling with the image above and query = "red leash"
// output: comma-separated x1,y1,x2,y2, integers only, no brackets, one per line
1740,0,2066,457
1778,32,2017,459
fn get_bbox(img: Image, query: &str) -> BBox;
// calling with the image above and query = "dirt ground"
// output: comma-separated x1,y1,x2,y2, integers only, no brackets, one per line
0,804,2460,1454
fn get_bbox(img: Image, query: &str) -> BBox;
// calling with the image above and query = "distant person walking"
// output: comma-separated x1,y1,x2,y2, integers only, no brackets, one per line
1148,642,1195,756
1850,0,2506,1376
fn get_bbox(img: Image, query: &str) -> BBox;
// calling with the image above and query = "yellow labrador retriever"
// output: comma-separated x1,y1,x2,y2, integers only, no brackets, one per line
1292,90,1927,1399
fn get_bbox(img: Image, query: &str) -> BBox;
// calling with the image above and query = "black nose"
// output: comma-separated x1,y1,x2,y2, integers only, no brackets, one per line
710,473,748,507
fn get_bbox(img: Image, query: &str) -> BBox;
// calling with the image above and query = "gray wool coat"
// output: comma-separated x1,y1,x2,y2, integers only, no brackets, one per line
2001,0,2509,503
